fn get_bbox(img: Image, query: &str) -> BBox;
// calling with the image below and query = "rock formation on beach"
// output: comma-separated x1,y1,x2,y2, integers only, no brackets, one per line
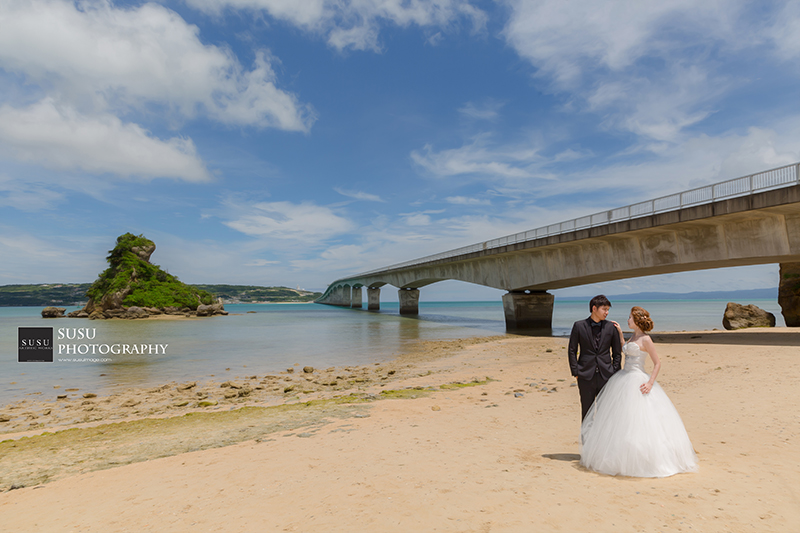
41,306,66,318
778,262,800,327
722,302,776,330
68,233,226,320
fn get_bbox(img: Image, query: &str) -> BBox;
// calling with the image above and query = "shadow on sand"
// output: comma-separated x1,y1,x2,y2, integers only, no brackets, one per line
542,453,581,462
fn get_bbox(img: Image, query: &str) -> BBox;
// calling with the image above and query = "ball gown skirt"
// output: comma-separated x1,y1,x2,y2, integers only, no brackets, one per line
580,342,698,477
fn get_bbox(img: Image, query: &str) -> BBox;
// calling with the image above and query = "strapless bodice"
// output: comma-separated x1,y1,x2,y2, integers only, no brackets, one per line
623,342,647,371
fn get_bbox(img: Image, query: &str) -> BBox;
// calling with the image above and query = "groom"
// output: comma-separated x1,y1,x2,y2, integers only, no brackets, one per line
568,294,622,421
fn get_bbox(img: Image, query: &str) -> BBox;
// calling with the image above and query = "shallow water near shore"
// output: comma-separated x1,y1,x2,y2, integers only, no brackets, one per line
0,298,784,404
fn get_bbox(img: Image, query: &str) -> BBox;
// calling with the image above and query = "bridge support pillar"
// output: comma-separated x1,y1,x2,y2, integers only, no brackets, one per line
351,287,362,308
779,262,800,326
503,291,554,332
338,286,351,307
398,288,420,316
367,287,381,310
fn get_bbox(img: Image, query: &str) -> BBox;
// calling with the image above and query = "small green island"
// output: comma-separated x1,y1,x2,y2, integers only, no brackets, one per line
1,233,321,317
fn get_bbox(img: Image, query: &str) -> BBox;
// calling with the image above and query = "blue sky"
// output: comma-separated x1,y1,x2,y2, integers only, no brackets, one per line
1,0,799,300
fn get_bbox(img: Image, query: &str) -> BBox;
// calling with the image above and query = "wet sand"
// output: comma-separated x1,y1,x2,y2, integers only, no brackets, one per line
1,329,798,532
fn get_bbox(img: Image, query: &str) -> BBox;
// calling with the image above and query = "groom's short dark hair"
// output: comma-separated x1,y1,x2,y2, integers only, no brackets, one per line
590,294,611,311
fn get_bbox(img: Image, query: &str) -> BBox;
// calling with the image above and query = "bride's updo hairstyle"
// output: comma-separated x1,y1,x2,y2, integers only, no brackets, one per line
630,306,654,333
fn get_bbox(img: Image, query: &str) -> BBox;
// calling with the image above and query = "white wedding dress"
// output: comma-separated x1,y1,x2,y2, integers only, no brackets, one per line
580,342,698,477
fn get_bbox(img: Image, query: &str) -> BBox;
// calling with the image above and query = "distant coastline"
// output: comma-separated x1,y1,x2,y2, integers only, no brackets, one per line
0,284,777,307
0,284,322,307
556,287,777,301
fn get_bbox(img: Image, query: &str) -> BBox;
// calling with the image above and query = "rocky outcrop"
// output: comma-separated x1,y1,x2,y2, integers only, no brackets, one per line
99,288,131,311
196,300,228,317
41,306,66,318
722,302,776,330
163,306,193,316
130,243,156,262
778,262,800,327
68,233,218,320
122,306,148,319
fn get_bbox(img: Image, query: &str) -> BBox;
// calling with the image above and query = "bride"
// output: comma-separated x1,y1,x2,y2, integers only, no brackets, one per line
579,306,698,477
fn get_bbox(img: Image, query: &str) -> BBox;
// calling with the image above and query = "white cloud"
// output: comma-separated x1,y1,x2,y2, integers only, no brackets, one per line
765,2,800,60
411,136,548,179
586,64,721,142
457,100,503,121
285,205,540,277
244,259,281,266
189,0,328,27
407,1,800,204
0,0,314,131
445,196,490,205
410,116,800,211
536,122,800,204
404,213,431,226
221,199,354,241
0,99,211,181
0,176,64,211
501,0,741,87
498,0,796,144
334,187,385,202
0,230,107,283
321,244,365,261
185,0,487,52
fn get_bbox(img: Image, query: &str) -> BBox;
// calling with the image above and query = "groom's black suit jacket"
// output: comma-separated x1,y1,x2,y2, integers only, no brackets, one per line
568,318,622,380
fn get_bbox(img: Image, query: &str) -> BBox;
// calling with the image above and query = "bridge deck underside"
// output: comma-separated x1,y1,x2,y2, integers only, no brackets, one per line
320,186,800,299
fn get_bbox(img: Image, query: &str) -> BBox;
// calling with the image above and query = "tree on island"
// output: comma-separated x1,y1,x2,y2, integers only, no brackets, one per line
74,233,221,319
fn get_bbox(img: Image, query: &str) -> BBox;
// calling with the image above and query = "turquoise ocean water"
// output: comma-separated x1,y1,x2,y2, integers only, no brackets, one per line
0,299,785,404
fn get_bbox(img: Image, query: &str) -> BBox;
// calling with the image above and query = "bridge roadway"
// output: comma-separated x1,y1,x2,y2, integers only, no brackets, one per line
318,164,800,331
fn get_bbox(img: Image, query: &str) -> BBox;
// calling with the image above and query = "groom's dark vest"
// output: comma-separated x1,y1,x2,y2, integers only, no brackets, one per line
568,318,622,380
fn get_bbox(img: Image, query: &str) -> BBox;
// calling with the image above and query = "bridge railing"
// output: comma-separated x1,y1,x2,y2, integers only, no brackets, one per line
351,162,800,278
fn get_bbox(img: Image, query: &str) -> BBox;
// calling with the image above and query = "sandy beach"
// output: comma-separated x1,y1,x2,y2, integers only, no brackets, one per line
1,329,798,532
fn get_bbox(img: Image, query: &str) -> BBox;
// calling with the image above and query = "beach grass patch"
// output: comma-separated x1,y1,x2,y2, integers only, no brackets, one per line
379,389,432,399
0,400,372,491
439,377,494,390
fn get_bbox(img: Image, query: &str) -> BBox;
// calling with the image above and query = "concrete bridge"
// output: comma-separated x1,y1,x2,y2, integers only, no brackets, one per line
318,163,800,331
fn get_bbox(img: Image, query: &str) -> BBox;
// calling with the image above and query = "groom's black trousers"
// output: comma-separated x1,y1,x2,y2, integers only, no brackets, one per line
578,372,609,421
